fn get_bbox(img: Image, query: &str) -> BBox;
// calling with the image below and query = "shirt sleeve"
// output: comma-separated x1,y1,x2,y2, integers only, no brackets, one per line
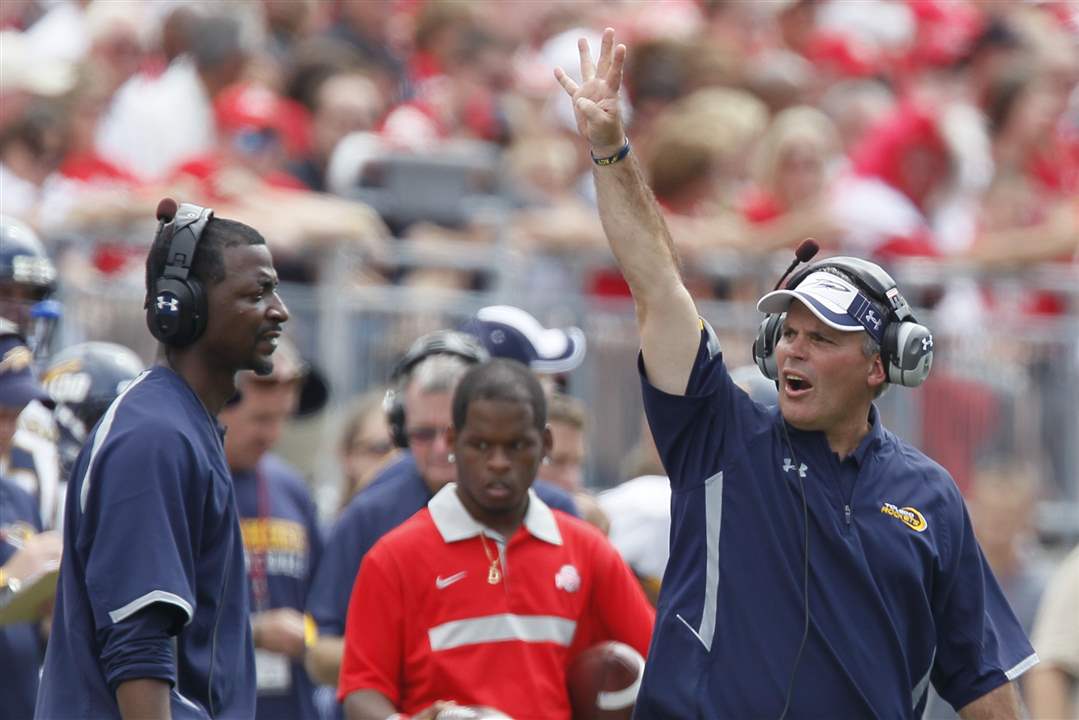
533,480,580,517
97,604,179,691
1030,546,1079,675
639,321,756,492
337,542,405,705
929,495,1038,711
306,505,370,635
78,424,199,635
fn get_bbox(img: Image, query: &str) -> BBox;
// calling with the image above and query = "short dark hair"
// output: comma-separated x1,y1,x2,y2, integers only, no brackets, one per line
452,359,546,432
145,216,266,300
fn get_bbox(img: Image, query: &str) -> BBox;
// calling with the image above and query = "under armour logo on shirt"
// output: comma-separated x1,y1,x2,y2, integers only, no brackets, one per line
783,458,807,478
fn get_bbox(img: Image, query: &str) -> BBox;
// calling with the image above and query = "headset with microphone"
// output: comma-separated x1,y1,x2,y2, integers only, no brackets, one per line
750,243,934,719
145,198,215,347
752,242,934,388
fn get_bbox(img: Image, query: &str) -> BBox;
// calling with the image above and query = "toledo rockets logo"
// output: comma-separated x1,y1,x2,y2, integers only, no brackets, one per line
880,502,928,532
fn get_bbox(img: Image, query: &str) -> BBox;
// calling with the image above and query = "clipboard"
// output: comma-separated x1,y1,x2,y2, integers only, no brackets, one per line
0,567,59,626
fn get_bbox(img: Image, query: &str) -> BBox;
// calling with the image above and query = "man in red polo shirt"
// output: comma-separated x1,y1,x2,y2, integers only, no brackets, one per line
339,359,654,720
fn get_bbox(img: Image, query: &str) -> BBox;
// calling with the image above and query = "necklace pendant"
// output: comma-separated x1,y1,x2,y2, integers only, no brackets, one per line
487,565,501,584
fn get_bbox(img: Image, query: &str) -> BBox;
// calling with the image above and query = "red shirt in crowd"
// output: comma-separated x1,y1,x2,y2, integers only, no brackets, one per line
338,483,655,719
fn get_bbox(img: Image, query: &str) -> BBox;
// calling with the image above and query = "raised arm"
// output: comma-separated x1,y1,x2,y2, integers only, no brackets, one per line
957,681,1023,720
554,28,700,395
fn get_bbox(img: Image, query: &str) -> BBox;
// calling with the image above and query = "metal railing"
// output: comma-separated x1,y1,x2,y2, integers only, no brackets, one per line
56,248,1079,541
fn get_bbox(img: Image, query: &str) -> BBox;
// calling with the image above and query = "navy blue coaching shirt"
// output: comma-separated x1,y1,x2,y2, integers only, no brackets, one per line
634,324,1036,719
36,366,256,719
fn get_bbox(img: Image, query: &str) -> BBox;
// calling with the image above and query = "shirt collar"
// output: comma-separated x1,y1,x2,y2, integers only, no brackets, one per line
428,482,562,546
781,403,883,466
849,404,884,467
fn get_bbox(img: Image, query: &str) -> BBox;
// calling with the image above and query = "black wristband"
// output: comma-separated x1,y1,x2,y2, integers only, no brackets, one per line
591,138,630,166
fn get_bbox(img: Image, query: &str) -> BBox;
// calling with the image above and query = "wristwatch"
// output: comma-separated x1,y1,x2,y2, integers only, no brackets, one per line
0,567,22,607
0,566,22,594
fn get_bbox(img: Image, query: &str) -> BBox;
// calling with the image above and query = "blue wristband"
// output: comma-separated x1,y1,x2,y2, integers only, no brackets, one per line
591,138,630,166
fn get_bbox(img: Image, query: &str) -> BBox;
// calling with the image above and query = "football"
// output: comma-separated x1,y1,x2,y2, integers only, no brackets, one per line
567,641,646,720
435,706,512,719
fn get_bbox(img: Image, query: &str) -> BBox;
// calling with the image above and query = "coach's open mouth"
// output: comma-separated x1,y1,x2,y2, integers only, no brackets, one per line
783,372,812,396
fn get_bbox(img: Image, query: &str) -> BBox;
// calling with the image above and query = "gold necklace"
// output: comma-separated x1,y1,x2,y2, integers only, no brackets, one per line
478,533,502,585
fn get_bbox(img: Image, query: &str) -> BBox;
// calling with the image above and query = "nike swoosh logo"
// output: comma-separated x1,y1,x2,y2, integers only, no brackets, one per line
435,571,467,589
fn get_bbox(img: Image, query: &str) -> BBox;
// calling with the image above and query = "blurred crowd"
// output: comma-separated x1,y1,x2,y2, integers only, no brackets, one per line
1,0,1076,289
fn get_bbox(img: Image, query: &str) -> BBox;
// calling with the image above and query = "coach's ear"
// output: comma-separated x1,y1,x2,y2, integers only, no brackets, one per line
867,352,886,392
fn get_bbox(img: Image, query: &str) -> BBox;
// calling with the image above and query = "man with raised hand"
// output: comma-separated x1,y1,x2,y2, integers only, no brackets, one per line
555,28,1035,720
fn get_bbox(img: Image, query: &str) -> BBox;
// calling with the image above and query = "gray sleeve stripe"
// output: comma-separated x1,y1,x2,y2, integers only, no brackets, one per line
911,646,935,709
702,318,721,360
79,371,150,514
678,470,724,652
108,589,194,626
695,470,723,650
1004,652,1039,681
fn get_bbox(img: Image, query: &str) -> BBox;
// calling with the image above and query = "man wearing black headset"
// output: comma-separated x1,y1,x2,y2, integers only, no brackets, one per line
36,200,288,719
304,330,580,714
556,29,1035,720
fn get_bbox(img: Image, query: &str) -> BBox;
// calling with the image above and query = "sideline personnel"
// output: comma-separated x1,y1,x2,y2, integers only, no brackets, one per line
36,200,289,719
220,337,323,719
338,359,653,719
305,331,578,699
555,28,1035,719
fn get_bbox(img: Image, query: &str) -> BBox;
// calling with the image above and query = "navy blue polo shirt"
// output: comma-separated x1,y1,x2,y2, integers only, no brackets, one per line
0,479,46,720
36,366,256,719
310,453,580,638
634,325,1035,719
233,453,323,719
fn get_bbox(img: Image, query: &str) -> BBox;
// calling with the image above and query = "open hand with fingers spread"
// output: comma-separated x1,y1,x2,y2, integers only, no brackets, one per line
554,27,627,158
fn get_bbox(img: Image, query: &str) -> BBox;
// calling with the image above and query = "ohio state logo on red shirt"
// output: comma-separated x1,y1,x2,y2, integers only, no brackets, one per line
555,564,580,592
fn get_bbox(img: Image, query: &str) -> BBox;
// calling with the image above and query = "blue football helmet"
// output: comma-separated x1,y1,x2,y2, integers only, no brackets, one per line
0,215,59,359
42,341,144,483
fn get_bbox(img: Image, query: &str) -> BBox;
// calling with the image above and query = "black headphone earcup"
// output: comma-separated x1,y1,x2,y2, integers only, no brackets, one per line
146,277,207,348
147,277,192,346
383,388,409,448
752,314,783,381
184,276,208,346
884,321,934,387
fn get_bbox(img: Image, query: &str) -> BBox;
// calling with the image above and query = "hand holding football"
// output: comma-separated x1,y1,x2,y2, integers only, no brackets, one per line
567,641,646,720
